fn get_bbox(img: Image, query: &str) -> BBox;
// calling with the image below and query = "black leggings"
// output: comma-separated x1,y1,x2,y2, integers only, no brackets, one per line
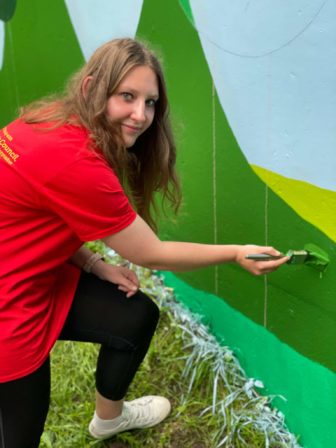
0,272,160,448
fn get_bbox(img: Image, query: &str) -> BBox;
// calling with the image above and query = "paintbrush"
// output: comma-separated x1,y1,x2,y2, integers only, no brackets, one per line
245,244,329,272
245,251,305,263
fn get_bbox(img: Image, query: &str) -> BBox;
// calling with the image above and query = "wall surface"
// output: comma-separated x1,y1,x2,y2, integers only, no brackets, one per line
1,1,335,446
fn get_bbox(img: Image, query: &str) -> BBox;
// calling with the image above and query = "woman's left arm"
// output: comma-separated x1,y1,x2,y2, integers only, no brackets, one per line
70,246,140,298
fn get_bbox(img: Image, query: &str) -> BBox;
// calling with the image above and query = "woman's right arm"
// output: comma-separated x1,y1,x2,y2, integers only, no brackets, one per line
102,215,288,275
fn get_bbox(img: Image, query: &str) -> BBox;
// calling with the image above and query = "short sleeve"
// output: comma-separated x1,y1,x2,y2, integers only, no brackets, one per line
40,153,136,241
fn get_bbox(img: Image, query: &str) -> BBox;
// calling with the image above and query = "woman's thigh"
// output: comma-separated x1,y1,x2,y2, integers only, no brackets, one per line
58,273,160,400
59,272,160,350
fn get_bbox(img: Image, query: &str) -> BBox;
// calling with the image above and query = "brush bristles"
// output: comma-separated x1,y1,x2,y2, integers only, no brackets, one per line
287,250,309,264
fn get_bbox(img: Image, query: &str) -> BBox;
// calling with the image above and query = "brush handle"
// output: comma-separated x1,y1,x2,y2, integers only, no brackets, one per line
245,254,285,261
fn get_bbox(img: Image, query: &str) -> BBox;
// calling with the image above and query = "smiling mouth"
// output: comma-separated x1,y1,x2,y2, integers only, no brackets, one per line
122,124,142,133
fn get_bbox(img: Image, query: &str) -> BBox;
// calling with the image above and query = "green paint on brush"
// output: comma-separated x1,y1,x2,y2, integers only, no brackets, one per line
304,243,330,272
283,245,329,272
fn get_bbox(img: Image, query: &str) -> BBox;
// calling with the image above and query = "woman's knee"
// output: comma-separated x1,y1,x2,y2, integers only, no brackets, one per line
127,291,160,338
134,291,160,325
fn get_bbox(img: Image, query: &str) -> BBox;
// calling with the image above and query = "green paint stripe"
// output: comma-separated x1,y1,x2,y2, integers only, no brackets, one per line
162,271,336,448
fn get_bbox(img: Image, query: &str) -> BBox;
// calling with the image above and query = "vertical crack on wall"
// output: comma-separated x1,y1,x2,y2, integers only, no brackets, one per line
0,22,4,70
7,23,20,110
264,184,269,328
264,56,273,329
212,79,219,295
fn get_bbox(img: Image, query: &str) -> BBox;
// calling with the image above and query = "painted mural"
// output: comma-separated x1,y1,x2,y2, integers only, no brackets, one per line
1,1,335,446
187,0,336,242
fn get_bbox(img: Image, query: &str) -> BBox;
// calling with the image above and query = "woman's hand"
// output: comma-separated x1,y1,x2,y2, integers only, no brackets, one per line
235,245,289,275
91,261,140,297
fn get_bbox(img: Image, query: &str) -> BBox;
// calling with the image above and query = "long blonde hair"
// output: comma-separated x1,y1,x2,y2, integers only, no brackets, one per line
21,38,181,231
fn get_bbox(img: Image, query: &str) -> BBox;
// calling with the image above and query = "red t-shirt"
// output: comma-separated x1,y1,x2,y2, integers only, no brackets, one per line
0,119,136,382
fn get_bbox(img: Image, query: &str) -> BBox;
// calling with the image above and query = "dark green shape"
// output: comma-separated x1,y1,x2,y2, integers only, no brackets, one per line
0,0,84,127
0,0,16,22
138,0,217,293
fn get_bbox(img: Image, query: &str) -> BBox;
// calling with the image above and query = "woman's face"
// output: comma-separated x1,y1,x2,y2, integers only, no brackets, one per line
106,65,159,148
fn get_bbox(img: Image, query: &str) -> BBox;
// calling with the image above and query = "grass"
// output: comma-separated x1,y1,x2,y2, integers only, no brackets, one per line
40,248,300,447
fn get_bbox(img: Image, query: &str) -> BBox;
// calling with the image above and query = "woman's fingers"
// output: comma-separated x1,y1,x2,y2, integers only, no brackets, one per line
237,245,289,275
118,284,137,298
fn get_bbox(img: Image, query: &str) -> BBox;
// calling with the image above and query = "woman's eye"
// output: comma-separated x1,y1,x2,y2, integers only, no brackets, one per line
146,99,157,108
121,92,133,101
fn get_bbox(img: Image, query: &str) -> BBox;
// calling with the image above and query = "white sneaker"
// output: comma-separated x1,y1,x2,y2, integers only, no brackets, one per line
88,396,171,440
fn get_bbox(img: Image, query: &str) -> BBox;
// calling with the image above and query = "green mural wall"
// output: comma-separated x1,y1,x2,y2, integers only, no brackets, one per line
136,0,336,369
137,2,336,446
1,1,335,446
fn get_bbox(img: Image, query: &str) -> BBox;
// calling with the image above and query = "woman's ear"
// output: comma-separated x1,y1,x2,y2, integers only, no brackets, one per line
81,76,93,98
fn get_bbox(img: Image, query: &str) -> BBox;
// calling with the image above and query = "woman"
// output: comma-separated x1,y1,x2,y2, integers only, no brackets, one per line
0,38,287,447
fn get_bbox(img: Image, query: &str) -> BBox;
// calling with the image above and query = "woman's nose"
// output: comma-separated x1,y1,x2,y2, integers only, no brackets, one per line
131,101,146,122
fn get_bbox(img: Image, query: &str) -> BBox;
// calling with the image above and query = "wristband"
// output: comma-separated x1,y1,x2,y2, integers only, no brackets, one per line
82,252,104,273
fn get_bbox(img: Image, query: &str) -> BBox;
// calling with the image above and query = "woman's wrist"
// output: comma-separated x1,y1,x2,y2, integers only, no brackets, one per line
82,252,104,273
221,244,241,264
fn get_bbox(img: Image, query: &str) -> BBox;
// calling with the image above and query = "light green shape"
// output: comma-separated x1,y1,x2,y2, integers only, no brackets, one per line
252,165,336,243
162,271,336,448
